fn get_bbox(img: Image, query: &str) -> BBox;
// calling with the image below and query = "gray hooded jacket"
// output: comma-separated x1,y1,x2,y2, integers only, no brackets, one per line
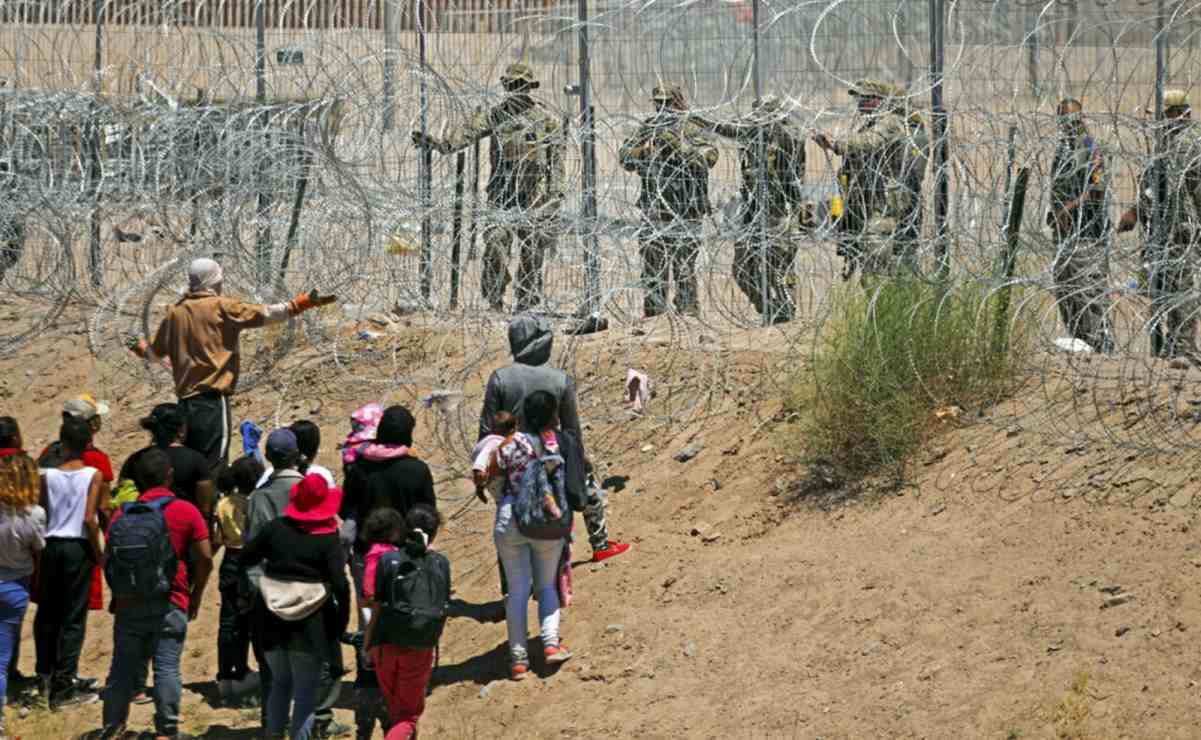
478,316,583,446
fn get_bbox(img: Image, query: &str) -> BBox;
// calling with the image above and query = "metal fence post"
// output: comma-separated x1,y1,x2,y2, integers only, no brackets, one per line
383,0,398,131
578,0,601,316
255,0,272,290
1025,1,1039,97
88,0,103,288
752,0,771,325
417,0,433,303
1149,0,1168,357
931,0,949,279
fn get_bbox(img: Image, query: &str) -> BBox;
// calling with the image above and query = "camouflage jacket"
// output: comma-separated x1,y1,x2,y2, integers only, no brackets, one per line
835,109,908,231
1138,124,1201,248
1049,131,1109,240
619,113,719,221
708,117,806,219
900,111,929,207
442,94,565,213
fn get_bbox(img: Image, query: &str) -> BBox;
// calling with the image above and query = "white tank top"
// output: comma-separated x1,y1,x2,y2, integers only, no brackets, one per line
41,467,96,539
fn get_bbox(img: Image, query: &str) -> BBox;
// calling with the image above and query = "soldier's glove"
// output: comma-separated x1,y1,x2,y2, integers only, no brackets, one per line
411,130,441,151
504,94,536,116
797,202,816,230
293,288,338,313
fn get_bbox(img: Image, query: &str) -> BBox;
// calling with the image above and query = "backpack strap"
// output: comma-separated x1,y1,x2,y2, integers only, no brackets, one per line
122,495,176,515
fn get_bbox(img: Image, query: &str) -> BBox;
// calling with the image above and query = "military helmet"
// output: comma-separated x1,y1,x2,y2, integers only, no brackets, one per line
1164,89,1190,110
500,63,539,86
652,82,684,102
848,79,897,99
1144,89,1191,115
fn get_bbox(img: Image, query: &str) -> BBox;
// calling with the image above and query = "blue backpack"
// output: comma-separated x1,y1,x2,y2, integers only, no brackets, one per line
104,497,178,601
510,434,573,540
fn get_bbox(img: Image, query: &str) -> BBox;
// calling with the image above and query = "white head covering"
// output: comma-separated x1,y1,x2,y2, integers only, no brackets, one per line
187,258,223,293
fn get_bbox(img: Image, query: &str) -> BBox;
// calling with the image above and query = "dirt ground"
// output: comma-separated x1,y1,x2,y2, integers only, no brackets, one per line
4,303,1201,740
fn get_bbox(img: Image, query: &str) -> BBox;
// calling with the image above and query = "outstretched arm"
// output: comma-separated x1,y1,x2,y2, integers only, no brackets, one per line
619,125,656,171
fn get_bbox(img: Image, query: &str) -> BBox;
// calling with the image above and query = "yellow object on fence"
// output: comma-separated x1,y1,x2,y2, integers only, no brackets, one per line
388,232,418,256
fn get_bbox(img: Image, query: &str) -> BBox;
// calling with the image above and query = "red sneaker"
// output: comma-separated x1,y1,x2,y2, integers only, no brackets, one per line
544,643,573,665
591,541,631,563
510,656,530,681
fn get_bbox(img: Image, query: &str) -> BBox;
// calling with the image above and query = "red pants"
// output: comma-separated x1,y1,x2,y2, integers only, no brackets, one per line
370,645,435,740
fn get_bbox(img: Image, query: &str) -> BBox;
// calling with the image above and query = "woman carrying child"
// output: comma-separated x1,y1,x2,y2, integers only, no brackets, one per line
487,391,572,680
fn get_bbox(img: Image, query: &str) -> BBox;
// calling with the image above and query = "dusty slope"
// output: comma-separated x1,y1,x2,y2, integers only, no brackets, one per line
3,310,1201,739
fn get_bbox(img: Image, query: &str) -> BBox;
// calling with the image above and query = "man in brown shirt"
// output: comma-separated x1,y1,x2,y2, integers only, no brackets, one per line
129,258,336,471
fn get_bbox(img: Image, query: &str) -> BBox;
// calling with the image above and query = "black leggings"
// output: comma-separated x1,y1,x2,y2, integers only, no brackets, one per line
33,538,94,689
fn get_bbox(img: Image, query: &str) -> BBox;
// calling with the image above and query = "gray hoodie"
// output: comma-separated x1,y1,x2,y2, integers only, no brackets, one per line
478,315,583,446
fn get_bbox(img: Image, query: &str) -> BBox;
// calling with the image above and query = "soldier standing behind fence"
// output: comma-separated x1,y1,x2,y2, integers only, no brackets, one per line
895,93,930,274
0,159,24,284
412,63,565,314
699,95,807,324
619,84,718,318
813,79,909,281
1119,89,1201,363
1045,98,1114,354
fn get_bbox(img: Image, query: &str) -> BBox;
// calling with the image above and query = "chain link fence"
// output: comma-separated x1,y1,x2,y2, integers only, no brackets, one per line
1,0,1201,459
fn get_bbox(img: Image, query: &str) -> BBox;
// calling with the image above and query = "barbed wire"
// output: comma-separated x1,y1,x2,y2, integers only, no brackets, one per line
3,0,1201,487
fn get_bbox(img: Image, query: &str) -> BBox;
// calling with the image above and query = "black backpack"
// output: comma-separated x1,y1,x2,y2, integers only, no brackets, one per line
104,497,178,601
374,546,450,649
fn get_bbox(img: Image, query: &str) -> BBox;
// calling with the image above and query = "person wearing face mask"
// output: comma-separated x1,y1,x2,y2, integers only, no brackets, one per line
412,63,565,314
1045,99,1114,354
1119,90,1201,362
127,258,337,473
813,79,910,281
697,95,807,324
619,83,719,318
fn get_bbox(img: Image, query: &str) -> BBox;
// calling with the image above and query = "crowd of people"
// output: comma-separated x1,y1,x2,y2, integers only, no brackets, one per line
0,258,629,739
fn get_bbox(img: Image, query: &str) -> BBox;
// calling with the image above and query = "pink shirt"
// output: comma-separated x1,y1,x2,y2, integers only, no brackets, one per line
362,542,398,601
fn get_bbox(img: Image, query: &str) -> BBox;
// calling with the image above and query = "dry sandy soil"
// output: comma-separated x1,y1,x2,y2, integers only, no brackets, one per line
3,302,1201,740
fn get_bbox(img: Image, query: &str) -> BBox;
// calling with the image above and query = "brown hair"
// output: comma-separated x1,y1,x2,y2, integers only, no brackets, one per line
492,411,518,437
0,453,40,509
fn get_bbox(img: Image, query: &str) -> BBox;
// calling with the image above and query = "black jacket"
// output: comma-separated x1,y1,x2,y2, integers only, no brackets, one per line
341,455,436,550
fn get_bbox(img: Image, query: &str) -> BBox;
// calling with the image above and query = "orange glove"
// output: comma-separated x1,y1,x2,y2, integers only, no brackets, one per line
293,289,338,313
127,336,149,357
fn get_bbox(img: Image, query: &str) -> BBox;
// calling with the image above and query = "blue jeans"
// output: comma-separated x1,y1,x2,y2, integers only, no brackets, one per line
264,649,322,740
0,579,29,708
493,500,564,657
102,606,188,736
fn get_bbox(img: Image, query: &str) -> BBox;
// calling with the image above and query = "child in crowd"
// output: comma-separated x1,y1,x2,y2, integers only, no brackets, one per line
363,505,448,740
340,403,384,468
212,456,263,706
470,411,517,503
350,507,405,740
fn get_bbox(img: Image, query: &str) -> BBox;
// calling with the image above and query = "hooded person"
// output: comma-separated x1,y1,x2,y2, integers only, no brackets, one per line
478,315,629,563
127,258,338,473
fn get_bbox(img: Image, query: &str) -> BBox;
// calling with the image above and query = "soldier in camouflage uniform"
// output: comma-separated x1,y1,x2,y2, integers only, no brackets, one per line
701,95,807,324
1119,90,1201,361
619,83,719,318
0,159,23,284
1045,98,1114,353
895,95,930,273
412,63,565,313
813,79,910,280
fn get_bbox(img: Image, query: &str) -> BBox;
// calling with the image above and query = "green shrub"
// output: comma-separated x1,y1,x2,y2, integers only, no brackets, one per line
793,277,1029,481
